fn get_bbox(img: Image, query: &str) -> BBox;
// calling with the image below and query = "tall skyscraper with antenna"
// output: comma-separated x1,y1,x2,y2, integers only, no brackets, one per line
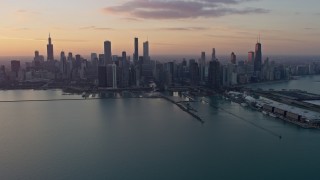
212,48,216,61
254,36,262,72
47,34,54,61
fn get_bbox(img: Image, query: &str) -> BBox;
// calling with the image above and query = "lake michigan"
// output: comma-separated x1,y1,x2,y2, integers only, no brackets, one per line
0,75,320,180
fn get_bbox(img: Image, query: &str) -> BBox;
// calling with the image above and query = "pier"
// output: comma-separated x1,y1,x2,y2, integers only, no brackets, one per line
160,95,204,124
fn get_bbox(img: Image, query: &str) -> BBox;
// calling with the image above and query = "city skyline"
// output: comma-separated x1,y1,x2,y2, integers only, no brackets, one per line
1,0,320,56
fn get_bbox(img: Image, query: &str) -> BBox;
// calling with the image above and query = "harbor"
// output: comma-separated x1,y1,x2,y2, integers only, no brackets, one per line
225,89,320,129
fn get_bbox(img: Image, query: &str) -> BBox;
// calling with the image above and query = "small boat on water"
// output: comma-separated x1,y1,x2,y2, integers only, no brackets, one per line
262,111,268,115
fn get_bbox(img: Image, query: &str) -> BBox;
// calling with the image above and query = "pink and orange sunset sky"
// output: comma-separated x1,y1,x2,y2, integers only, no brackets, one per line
0,0,320,57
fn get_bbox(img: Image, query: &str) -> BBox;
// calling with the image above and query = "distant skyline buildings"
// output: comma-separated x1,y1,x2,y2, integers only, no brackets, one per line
1,0,320,56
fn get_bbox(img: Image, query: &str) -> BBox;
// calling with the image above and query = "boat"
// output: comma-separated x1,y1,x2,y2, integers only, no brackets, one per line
262,111,268,115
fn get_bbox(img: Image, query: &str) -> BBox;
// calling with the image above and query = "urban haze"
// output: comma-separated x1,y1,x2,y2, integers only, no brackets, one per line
1,0,320,180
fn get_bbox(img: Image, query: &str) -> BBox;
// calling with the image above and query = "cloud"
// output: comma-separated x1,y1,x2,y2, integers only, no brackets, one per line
206,34,303,42
102,0,269,19
79,26,113,31
16,9,40,15
157,27,210,31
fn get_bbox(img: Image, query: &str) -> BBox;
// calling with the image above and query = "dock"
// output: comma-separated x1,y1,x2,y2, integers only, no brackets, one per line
160,95,204,124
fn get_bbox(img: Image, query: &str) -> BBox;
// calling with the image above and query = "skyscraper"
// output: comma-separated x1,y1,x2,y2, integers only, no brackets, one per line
60,51,67,76
208,59,220,89
104,41,112,65
143,41,149,63
200,52,206,82
121,51,129,88
231,52,236,64
47,34,54,61
254,38,262,72
212,48,216,61
134,37,139,64
248,51,255,64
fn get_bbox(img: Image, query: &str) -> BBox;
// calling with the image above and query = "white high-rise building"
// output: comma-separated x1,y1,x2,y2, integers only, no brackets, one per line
112,63,117,89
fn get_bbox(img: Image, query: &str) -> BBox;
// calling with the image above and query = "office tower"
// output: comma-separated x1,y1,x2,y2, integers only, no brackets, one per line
35,51,39,57
200,52,206,82
68,52,73,61
47,34,54,61
98,54,105,66
91,53,98,62
60,51,67,76
248,51,254,64
254,38,262,72
98,66,107,87
212,48,216,61
104,41,112,65
231,52,237,64
134,37,139,64
208,59,220,89
143,41,150,63
75,54,81,69
11,60,21,73
34,51,41,68
112,64,117,88
106,64,117,88
122,51,129,87
189,60,199,86
11,60,21,78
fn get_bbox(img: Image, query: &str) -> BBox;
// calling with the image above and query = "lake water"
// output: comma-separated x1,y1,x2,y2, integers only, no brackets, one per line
1,76,320,180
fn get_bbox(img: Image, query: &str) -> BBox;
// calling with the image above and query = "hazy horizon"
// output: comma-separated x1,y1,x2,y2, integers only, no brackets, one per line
1,0,320,56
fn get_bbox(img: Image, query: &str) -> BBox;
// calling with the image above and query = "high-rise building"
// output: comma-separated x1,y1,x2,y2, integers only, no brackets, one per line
208,59,220,89
134,37,139,64
112,64,117,88
104,41,112,65
200,52,206,82
11,60,21,73
34,50,43,69
248,51,254,64
60,51,67,76
212,48,216,61
91,53,98,62
189,60,199,86
106,64,117,88
47,34,54,61
254,38,262,72
121,51,129,88
98,66,107,87
143,41,150,63
231,52,237,64
75,54,81,69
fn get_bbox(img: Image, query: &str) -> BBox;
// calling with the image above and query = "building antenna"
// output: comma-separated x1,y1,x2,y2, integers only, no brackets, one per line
259,33,261,43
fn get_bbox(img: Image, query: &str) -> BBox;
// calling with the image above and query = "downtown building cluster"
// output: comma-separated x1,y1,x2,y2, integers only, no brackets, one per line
1,35,320,90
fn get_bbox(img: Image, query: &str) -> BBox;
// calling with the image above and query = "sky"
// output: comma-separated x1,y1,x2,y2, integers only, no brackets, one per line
0,0,320,58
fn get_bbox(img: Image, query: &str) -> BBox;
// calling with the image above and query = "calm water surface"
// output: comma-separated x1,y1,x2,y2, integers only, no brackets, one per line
1,76,320,180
